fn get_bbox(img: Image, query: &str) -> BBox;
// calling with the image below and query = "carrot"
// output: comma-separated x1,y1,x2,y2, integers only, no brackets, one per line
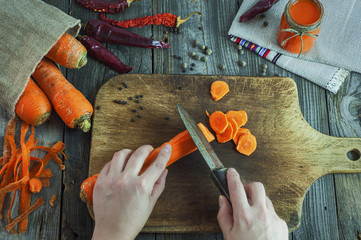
209,111,228,134
6,197,44,232
205,110,210,117
226,110,248,128
32,58,93,132
210,81,229,101
80,123,215,212
232,128,251,144
15,78,52,126
29,178,42,193
227,117,238,139
216,124,233,143
236,133,257,156
49,195,57,207
46,32,87,69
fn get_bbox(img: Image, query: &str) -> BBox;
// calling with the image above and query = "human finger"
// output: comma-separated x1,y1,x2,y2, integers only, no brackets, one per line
244,182,266,207
227,168,249,214
150,169,168,203
217,195,233,233
123,145,154,175
266,196,274,210
97,161,111,180
109,149,133,177
141,144,171,185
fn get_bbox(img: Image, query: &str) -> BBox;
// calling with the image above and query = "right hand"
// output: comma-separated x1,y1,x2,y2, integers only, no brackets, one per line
217,168,288,240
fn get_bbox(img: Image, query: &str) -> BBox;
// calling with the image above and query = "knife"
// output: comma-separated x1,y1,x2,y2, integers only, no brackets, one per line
177,104,231,202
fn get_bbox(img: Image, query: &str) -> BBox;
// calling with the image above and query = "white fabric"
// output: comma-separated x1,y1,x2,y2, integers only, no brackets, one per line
228,0,361,94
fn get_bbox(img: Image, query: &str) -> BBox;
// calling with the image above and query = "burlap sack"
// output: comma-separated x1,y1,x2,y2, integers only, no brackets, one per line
0,0,81,115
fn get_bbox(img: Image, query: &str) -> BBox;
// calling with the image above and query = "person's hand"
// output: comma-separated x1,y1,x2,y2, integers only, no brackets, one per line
217,168,288,240
91,144,171,240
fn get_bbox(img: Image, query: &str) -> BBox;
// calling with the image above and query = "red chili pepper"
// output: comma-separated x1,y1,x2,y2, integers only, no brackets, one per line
99,11,201,28
76,0,140,14
84,19,170,49
79,35,133,73
239,0,279,22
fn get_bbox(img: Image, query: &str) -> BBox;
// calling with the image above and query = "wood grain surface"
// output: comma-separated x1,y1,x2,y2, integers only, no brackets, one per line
89,74,361,232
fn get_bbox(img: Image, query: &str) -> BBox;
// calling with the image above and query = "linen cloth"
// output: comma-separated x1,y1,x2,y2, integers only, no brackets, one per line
0,0,81,114
228,0,361,94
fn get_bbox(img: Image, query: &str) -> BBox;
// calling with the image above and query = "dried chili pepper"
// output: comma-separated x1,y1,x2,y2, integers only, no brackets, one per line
99,11,201,28
79,35,133,73
239,0,279,22
84,19,169,49
76,0,140,14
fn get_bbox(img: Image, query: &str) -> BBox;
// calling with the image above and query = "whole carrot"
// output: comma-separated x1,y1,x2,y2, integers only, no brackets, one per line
15,78,52,126
32,58,93,132
46,33,87,69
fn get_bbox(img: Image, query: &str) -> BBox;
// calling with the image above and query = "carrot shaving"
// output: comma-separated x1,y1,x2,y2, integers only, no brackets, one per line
0,119,66,233
0,176,29,194
6,197,44,232
1,117,17,166
49,194,57,207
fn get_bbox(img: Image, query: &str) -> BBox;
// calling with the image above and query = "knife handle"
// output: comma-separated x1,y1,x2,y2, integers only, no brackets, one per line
211,167,231,203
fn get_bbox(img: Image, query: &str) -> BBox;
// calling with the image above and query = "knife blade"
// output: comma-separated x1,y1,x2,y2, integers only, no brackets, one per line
177,104,230,202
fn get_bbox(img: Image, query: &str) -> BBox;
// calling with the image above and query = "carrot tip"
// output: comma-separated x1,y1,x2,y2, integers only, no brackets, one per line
78,118,92,132
77,52,88,68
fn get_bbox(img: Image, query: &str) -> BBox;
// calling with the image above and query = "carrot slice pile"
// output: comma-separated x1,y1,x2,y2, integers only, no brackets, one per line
210,81,229,101
208,110,257,156
0,119,66,233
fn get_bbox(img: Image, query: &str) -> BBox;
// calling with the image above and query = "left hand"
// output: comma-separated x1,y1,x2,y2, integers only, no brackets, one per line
92,144,172,240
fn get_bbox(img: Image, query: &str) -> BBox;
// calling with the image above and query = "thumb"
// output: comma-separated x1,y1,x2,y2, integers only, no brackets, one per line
217,195,233,233
150,169,168,203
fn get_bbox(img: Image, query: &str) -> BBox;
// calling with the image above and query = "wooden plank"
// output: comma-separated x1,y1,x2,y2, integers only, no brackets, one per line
60,0,155,239
327,72,361,240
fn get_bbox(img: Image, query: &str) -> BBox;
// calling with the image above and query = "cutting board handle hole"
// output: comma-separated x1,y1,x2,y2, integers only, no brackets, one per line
347,149,360,161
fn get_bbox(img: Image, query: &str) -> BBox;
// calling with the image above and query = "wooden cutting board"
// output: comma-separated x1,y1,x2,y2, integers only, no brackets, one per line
89,74,361,232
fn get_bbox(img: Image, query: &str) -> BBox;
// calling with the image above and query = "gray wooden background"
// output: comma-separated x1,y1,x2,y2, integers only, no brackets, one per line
0,0,360,239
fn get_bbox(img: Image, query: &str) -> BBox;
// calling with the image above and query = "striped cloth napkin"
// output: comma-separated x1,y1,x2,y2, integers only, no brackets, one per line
228,0,361,94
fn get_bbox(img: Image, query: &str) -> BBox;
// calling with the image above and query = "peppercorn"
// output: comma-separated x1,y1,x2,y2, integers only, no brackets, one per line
200,45,206,50
190,67,194,71
163,30,168,34
129,97,133,100
140,94,144,98
195,55,201,61
201,56,208,62
118,87,123,90
179,86,184,90
199,26,203,31
193,39,200,47
219,64,226,70
238,61,247,67
181,63,188,69
236,45,242,50
131,118,136,122
132,109,137,112
191,63,195,67
136,99,140,103
140,106,145,110
274,73,281,77
165,116,170,120
122,100,128,104
177,56,182,60
205,49,213,55
189,52,196,57
113,100,119,104
122,82,128,88
96,106,101,110
261,72,267,76
137,114,142,118
262,64,268,69
238,50,245,55
263,21,268,27
260,13,266,19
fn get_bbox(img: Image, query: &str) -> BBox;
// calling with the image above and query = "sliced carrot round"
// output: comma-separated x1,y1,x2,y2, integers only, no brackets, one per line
226,110,248,127
232,128,251,144
209,111,228,134
236,133,257,156
216,124,233,143
227,117,238,139
210,81,229,101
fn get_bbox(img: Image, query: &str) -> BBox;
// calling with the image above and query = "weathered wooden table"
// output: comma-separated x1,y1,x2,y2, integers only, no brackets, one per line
0,0,360,239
